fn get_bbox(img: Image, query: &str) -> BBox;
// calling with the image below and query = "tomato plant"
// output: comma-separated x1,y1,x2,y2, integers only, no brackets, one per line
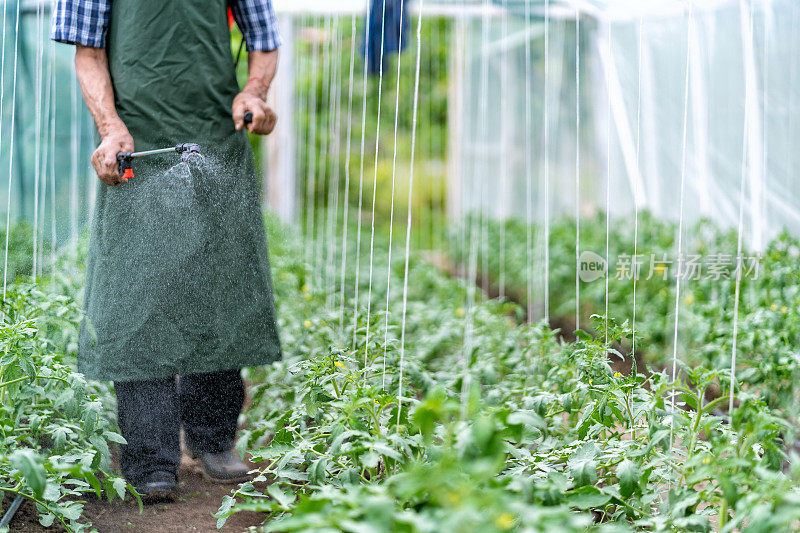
0,283,136,530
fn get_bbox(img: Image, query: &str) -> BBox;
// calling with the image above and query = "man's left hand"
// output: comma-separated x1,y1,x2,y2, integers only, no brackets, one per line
232,91,277,135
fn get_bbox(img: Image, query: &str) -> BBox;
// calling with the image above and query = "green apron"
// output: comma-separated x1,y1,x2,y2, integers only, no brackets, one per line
77,0,282,381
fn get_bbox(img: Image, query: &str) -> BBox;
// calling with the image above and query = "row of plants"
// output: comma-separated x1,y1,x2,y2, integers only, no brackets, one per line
3,211,800,531
0,281,133,531
449,211,800,414
213,214,800,532
0,230,136,531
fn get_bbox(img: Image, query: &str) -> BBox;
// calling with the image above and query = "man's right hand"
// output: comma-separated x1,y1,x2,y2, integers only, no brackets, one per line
75,45,134,186
92,125,133,186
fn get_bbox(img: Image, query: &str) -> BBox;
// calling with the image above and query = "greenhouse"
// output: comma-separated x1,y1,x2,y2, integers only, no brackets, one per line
1,0,800,531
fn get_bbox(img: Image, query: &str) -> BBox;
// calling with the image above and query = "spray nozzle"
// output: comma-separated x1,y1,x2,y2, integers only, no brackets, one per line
176,143,201,155
176,143,202,162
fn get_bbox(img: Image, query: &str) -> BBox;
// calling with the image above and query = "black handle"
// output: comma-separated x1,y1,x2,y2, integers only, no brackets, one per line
117,151,133,178
243,111,253,124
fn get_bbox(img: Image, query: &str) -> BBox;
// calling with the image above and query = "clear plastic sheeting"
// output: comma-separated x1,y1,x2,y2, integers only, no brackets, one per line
449,0,799,250
2,0,798,254
0,0,95,245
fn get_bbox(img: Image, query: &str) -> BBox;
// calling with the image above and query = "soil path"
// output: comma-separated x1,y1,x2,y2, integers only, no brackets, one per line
82,453,267,533
8,453,268,533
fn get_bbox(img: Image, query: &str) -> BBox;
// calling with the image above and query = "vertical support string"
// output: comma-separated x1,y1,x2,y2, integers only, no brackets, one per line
314,16,333,288
396,0,424,425
339,13,358,333
3,0,21,300
39,42,53,277
353,0,373,354
49,38,56,263
0,0,7,152
603,20,612,343
668,1,694,459
524,0,533,320
69,60,79,247
294,16,308,229
786,4,797,188
761,1,768,251
478,0,490,295
730,0,756,414
461,0,491,418
574,11,580,331
304,19,320,270
542,0,551,322
364,0,390,366
323,16,342,311
33,0,45,280
498,0,508,300
632,16,644,356
381,0,407,387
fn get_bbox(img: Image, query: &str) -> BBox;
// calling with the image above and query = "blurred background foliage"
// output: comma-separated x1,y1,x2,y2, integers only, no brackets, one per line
234,17,451,249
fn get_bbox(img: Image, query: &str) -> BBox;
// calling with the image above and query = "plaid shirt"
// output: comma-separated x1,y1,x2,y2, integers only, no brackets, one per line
51,0,282,51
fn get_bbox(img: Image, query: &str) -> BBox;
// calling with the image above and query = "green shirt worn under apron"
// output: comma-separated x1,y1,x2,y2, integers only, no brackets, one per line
77,0,282,381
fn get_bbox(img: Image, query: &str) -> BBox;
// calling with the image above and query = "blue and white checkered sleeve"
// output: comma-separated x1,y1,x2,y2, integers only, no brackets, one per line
50,0,111,48
229,0,282,52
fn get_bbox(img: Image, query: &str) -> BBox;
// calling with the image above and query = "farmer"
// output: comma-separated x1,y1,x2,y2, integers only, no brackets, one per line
51,0,283,502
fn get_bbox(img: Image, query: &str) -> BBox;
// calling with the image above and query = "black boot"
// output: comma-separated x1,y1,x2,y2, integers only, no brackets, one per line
191,449,251,484
115,378,182,503
178,371,248,484
135,470,178,504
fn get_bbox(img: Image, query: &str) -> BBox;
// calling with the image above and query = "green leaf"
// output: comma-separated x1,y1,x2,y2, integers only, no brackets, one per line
273,427,294,446
89,434,110,466
85,471,103,498
506,410,545,430
617,459,639,498
328,429,365,456
561,393,573,414
10,449,46,498
308,457,327,484
38,513,55,528
565,486,612,510
267,484,296,510
568,443,598,488
215,495,236,529
113,477,127,500
275,468,308,482
42,482,60,502
360,450,380,469
719,474,738,506
60,503,83,521
52,427,68,452
82,403,98,435
104,431,127,445
371,442,402,462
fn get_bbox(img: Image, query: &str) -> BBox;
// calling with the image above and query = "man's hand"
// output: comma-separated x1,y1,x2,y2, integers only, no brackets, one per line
232,91,277,135
92,125,133,186
232,50,279,135
74,45,134,186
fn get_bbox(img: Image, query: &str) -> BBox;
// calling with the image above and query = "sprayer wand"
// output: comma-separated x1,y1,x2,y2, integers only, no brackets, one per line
117,142,202,179
115,111,254,179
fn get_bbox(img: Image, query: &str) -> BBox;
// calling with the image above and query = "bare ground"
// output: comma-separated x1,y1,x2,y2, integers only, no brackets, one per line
3,446,266,533
6,452,268,533
81,453,267,533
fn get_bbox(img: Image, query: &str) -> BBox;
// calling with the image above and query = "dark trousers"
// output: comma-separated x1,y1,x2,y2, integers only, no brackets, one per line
115,370,244,483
